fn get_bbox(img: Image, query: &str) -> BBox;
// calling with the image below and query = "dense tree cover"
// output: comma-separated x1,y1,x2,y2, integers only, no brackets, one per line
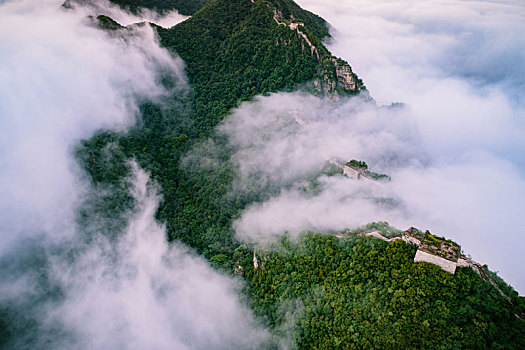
74,0,525,347
155,0,327,135
96,14,124,30
109,0,209,16
240,234,525,349
80,0,357,260
345,160,368,169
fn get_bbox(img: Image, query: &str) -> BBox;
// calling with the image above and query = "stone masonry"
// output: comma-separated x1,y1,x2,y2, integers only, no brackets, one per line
414,250,458,274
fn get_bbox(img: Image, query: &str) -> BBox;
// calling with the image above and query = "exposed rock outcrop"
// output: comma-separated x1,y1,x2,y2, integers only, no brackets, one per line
314,58,361,98
263,1,363,98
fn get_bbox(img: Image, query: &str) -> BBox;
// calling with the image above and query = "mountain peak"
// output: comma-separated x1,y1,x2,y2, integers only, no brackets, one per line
150,0,364,132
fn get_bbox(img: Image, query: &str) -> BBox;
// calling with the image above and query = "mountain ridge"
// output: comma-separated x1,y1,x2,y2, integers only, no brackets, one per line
153,0,364,134
67,0,525,348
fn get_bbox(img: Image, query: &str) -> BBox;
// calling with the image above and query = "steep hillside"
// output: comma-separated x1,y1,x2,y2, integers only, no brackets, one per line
242,233,525,348
156,0,363,134
82,0,365,266
74,0,525,348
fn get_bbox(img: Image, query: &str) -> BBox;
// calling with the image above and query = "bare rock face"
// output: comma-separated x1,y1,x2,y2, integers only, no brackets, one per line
313,57,363,98
334,58,357,90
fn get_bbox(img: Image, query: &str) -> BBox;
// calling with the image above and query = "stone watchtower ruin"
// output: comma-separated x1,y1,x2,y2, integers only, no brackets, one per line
404,228,461,274
342,164,362,179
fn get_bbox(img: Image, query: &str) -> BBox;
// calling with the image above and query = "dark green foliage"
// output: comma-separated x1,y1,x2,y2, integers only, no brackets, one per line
243,234,525,349
76,136,136,239
96,15,124,30
75,0,525,348
0,240,65,349
109,0,209,16
155,0,324,136
345,159,368,169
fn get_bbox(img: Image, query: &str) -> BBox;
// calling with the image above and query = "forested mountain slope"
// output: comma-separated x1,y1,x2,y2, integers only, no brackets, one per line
243,233,525,348
75,0,525,348
155,0,363,133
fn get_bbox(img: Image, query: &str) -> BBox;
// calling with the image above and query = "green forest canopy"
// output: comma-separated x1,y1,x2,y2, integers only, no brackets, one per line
75,0,525,347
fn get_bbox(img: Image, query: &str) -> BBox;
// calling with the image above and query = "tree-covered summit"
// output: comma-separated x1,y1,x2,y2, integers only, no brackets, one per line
154,0,363,135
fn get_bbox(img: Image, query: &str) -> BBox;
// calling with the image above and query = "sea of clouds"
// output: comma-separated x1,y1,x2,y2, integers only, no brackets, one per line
1,0,524,348
222,0,525,293
0,1,270,348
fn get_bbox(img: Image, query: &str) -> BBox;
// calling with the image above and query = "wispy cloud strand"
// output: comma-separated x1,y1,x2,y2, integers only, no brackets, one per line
224,0,525,293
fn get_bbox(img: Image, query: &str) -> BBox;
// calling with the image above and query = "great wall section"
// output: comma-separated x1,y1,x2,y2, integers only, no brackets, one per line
334,227,525,320
249,0,524,321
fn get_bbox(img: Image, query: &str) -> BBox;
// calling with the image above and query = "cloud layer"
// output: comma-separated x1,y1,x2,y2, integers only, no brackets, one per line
70,0,189,28
297,0,525,162
45,165,270,349
0,1,269,348
225,0,525,293
0,0,183,252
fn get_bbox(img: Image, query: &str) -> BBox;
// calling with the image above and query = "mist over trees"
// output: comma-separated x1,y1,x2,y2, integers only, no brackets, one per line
1,0,524,348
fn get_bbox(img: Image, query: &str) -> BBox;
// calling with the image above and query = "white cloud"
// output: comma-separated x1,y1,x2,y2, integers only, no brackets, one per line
46,165,270,349
225,92,525,294
296,0,525,160
0,1,271,348
289,0,525,294
0,0,183,251
70,0,189,28
223,0,525,293
221,93,424,187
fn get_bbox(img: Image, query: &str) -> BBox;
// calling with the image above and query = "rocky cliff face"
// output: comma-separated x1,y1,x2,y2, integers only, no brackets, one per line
314,57,364,98
267,0,365,98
